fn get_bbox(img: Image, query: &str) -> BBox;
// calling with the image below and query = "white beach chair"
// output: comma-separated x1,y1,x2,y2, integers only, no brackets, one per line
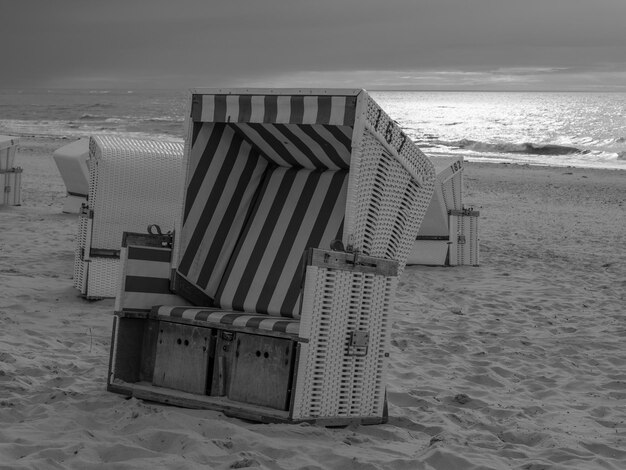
52,138,90,213
0,167,22,206
107,88,435,425
407,155,480,266
73,136,184,299
0,135,20,171
0,135,22,207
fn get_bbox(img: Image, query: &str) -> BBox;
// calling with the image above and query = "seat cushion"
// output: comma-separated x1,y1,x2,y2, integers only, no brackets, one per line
212,166,348,318
154,305,301,339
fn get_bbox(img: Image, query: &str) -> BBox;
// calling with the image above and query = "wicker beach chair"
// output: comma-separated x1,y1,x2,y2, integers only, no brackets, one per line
73,136,184,299
0,135,20,171
107,88,436,425
0,135,22,206
0,167,22,206
52,138,90,213
407,156,480,266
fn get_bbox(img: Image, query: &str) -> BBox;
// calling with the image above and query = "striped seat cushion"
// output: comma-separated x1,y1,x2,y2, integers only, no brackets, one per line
155,306,300,338
214,166,348,318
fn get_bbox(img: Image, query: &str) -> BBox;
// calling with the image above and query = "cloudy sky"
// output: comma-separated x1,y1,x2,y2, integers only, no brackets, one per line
2,0,625,91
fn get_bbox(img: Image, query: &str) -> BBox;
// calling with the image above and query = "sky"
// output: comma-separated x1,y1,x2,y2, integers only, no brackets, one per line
1,0,625,91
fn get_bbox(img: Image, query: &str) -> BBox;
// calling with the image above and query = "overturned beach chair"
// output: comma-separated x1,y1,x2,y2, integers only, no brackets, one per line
107,88,436,425
407,156,480,266
74,136,184,299
52,138,90,213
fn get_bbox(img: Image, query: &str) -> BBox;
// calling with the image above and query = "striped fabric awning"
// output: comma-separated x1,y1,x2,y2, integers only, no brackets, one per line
177,162,348,318
214,166,347,318
177,124,269,299
230,123,352,170
192,93,357,126
190,92,357,170
176,91,356,318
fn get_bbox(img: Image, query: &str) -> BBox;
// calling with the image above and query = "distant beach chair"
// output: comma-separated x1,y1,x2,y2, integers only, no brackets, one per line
407,156,480,266
0,167,22,206
52,138,90,213
73,135,184,299
0,135,20,171
107,88,436,425
0,135,22,206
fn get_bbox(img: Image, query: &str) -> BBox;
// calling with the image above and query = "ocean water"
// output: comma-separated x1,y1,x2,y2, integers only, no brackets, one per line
1,88,626,170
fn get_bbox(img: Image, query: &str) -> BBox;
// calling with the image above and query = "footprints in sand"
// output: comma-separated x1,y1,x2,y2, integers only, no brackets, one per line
390,222,626,467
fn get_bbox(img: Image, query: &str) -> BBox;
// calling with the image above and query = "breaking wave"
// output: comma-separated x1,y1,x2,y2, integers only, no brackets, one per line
434,139,584,156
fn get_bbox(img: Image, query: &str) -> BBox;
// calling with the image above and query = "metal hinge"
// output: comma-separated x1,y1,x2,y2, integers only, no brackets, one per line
347,330,369,356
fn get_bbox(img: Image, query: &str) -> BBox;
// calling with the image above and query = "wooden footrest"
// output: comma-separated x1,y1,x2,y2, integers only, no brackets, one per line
110,313,298,412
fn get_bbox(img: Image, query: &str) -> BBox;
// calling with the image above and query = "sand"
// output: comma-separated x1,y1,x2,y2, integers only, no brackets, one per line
1,136,625,469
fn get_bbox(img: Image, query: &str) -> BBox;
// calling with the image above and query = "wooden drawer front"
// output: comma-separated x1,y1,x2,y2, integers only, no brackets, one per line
212,331,295,411
153,322,215,394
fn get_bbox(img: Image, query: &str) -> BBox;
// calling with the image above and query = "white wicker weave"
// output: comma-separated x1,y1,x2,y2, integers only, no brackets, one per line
0,135,19,171
0,168,22,206
449,210,480,266
347,93,435,274
73,136,184,298
88,136,184,251
73,206,90,292
433,156,464,212
292,265,396,420
86,257,121,299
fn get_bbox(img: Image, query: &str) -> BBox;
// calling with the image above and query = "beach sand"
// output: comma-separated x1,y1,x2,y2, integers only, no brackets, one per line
1,136,625,469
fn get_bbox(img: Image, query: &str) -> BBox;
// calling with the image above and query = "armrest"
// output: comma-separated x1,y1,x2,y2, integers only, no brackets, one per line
292,248,399,420
305,248,399,277
298,248,398,340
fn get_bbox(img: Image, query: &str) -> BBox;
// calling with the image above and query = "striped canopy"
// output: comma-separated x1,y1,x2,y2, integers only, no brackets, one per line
191,92,357,126
190,92,358,170
176,90,358,317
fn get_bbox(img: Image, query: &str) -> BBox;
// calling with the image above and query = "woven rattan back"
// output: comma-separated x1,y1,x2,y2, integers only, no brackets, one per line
88,136,184,251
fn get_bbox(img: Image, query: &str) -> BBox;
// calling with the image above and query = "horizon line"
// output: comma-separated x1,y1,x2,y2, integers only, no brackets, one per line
2,86,626,93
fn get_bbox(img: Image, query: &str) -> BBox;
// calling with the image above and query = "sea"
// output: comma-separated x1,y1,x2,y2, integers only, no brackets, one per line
1,88,626,170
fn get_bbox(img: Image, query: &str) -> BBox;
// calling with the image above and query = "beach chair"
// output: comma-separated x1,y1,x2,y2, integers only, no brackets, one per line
407,156,480,266
0,135,20,171
107,88,436,425
448,206,480,266
0,167,22,206
52,138,90,213
73,136,184,299
0,135,22,207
